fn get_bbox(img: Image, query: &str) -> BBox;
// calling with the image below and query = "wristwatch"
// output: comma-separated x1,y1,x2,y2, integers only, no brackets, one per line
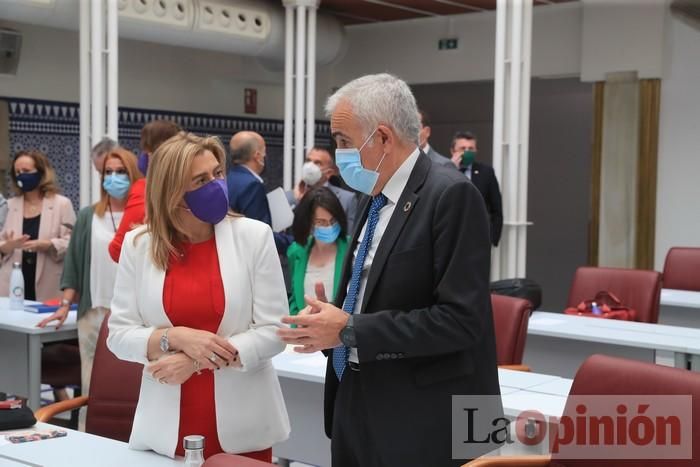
60,298,71,307
160,329,171,353
339,315,357,348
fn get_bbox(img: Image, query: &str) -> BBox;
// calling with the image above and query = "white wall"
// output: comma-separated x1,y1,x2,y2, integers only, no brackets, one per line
324,3,582,88
654,14,700,270
580,0,667,82
0,21,303,119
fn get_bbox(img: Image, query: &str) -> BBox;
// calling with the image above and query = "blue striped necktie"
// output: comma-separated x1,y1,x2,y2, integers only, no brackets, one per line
332,193,387,380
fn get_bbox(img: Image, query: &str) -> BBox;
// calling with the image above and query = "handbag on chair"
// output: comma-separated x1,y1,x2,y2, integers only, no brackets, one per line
564,291,637,321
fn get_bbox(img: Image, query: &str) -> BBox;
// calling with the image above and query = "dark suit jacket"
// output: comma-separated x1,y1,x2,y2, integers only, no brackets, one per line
227,164,292,254
426,146,454,167
325,154,502,466
468,162,503,247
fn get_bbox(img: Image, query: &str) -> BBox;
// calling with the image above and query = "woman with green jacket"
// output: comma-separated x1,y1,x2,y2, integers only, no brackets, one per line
287,187,349,315
37,147,142,428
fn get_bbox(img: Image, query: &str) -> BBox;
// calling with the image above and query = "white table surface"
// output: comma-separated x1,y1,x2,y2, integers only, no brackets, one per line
501,391,568,419
661,289,700,309
497,368,561,390
528,311,700,354
525,378,573,397
0,423,182,467
0,298,77,334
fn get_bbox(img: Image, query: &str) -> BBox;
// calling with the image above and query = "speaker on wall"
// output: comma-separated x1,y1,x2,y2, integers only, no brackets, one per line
0,28,22,76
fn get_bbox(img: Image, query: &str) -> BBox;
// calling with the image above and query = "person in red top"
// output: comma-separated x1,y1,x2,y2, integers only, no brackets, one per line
108,119,181,262
107,132,290,461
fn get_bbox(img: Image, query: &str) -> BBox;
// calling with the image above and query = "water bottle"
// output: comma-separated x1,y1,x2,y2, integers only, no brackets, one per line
183,435,205,467
591,301,602,315
9,262,24,311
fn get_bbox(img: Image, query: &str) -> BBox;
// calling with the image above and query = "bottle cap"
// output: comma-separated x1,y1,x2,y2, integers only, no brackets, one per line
12,262,21,268
183,435,205,450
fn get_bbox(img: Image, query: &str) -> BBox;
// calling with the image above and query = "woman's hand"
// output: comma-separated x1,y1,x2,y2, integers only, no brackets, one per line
22,239,53,253
0,231,30,255
36,305,70,330
147,352,196,385
169,327,239,370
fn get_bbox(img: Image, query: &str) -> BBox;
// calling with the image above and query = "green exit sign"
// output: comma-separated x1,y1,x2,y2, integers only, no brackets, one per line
438,38,458,50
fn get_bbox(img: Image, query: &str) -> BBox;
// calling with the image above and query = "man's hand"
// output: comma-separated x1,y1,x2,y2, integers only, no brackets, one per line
278,296,349,353
450,152,462,168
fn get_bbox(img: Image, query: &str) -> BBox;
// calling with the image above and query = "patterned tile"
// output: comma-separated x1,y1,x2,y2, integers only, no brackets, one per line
3,97,332,210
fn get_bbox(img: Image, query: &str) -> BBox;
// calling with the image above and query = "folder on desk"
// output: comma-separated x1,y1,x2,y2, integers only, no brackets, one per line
24,303,78,314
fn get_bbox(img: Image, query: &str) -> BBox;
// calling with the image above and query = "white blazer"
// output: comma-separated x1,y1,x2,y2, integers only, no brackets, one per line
107,216,291,457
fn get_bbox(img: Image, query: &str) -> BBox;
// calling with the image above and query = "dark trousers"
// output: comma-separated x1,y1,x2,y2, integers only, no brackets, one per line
331,366,383,467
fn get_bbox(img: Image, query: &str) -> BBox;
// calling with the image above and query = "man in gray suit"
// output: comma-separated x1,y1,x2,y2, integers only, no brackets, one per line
419,109,454,168
292,146,359,234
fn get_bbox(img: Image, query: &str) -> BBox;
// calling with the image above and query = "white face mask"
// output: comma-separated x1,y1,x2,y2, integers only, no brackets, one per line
301,161,323,186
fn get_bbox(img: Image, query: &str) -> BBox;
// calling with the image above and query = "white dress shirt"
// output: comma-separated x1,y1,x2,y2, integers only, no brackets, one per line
348,147,420,363
90,211,123,309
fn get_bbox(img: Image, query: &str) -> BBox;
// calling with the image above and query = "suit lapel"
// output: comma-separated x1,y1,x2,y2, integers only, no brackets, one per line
359,154,431,313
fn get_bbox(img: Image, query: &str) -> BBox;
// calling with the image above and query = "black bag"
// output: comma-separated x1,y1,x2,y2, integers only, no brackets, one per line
489,278,542,310
0,393,36,431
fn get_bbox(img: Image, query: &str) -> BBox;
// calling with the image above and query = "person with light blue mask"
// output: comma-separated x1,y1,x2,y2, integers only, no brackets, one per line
37,147,142,431
287,187,349,316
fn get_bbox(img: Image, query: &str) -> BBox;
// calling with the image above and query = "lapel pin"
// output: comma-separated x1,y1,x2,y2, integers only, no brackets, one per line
403,201,412,212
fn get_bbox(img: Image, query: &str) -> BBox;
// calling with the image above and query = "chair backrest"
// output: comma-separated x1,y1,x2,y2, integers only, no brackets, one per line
552,354,700,466
203,454,273,466
84,311,143,442
663,247,700,291
567,266,662,323
491,294,532,365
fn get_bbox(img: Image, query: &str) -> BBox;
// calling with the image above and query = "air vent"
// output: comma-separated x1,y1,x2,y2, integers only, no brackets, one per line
119,0,192,28
196,1,269,39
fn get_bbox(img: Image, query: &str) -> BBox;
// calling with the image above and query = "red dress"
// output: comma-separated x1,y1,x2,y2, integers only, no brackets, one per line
163,237,272,462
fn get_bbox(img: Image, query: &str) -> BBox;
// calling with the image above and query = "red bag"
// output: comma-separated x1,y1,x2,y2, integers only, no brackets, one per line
564,291,637,321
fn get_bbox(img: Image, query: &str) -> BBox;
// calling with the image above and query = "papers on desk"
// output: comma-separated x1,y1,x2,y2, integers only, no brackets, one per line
24,303,78,314
530,316,565,326
266,187,294,232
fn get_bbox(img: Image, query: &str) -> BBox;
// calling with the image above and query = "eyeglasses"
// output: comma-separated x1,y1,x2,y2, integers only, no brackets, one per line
312,218,335,227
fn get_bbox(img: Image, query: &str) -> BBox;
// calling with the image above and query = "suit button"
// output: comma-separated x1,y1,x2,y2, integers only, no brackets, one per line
383,353,391,359
390,353,397,359
377,354,384,360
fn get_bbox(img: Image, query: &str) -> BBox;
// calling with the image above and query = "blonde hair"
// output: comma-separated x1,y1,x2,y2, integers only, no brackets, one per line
94,147,143,217
11,150,61,197
143,132,232,270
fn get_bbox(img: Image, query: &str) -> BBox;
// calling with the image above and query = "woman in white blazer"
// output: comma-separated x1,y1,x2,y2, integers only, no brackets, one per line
107,132,290,461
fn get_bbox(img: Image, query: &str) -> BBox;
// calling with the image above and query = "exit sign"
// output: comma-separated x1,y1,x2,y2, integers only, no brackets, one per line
438,38,458,50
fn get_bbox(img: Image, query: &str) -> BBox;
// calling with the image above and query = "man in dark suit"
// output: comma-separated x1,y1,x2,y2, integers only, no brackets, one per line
450,131,504,247
227,130,291,254
279,74,501,467
418,109,454,167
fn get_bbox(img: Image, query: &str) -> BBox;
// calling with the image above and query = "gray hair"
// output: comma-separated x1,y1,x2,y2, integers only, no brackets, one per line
325,73,421,146
91,137,118,160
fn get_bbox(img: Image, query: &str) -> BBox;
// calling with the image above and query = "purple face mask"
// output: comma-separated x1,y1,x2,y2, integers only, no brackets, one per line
183,178,229,225
137,152,149,175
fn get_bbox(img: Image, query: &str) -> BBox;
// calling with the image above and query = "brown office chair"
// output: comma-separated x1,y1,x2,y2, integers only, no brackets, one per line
35,312,143,442
491,294,532,370
203,454,273,466
567,266,662,323
663,247,700,292
465,354,700,466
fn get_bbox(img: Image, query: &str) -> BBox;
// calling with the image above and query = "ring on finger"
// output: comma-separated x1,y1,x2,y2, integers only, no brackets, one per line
209,353,218,363
158,378,166,384
193,359,201,375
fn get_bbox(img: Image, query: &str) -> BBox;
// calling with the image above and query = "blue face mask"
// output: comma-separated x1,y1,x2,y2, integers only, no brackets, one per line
335,128,387,195
103,173,131,200
16,172,42,192
313,222,341,244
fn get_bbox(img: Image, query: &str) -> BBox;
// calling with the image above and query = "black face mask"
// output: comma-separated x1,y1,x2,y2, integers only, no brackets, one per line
16,172,42,192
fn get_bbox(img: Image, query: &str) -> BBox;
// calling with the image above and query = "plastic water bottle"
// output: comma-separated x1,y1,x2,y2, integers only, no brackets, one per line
9,262,24,311
591,301,602,315
183,435,205,467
